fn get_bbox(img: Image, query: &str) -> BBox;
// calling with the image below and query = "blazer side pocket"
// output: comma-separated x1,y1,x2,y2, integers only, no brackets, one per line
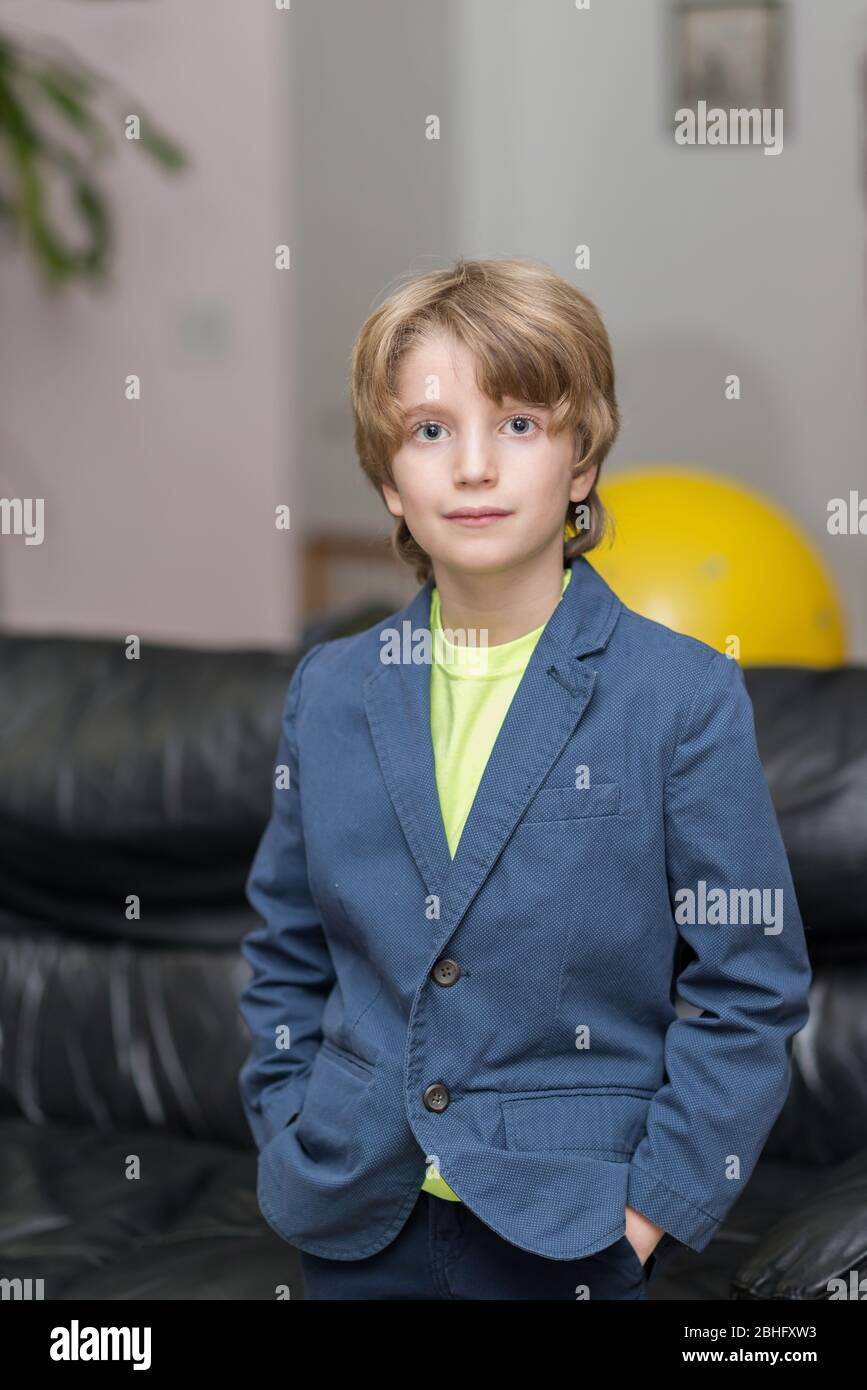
521,781,621,823
500,1085,654,1159
294,1039,376,1166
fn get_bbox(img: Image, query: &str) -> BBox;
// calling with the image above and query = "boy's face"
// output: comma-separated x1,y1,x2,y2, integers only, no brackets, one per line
382,331,597,581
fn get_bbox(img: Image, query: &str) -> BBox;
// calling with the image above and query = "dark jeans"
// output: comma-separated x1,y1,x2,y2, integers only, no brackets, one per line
298,1191,661,1300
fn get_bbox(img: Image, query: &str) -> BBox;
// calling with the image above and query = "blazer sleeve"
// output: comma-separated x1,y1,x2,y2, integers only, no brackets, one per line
237,641,336,1151
626,650,813,1252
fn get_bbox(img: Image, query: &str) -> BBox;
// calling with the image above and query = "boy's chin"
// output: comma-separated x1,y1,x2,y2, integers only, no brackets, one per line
433,538,560,578
431,548,518,579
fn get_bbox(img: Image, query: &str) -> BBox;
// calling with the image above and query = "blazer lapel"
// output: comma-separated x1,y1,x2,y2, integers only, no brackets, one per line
364,555,623,938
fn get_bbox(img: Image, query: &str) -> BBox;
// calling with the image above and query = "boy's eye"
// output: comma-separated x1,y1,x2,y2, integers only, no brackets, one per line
503,414,542,436
409,414,542,442
412,421,448,442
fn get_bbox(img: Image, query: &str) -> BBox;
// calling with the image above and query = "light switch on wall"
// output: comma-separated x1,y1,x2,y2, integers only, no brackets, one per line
178,300,232,356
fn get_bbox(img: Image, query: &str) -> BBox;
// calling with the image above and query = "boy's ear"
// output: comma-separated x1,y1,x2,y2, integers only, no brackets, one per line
381,480,405,519
570,462,598,503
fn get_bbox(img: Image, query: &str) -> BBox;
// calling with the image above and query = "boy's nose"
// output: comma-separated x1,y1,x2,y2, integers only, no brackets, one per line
452,438,498,484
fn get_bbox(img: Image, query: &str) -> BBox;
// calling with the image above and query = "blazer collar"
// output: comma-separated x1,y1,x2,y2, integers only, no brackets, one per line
363,555,623,946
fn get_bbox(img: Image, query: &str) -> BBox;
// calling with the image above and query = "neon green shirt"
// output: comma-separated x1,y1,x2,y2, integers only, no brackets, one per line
420,566,573,1201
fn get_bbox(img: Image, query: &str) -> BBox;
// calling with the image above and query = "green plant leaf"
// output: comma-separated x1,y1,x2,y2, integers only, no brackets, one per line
134,114,188,171
31,65,113,158
0,19,188,290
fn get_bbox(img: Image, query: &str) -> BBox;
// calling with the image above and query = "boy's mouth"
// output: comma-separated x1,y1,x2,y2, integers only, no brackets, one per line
444,507,513,527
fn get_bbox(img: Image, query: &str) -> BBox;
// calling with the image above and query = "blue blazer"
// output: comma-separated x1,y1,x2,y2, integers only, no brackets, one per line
238,554,812,1263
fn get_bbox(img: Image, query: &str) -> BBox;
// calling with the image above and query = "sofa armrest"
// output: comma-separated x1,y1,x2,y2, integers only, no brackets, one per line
731,1149,867,1299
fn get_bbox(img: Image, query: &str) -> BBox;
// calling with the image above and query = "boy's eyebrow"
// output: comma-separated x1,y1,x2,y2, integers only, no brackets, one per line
400,398,549,419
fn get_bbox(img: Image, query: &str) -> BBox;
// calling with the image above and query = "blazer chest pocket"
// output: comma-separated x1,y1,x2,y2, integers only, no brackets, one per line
521,781,620,823
500,1085,654,1160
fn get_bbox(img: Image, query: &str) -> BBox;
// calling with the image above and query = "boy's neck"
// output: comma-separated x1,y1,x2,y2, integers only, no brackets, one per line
432,554,570,647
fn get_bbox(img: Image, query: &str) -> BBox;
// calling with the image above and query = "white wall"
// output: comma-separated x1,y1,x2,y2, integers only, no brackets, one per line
0,0,865,653
0,0,297,645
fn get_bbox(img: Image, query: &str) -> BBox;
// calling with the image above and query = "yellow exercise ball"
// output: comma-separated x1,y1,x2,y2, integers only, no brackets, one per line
589,468,847,666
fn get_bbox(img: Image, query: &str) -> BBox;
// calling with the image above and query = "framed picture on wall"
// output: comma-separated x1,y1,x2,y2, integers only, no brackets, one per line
672,0,787,122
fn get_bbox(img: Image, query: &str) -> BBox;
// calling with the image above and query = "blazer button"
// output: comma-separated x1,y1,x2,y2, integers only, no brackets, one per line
423,1083,450,1112
430,958,461,986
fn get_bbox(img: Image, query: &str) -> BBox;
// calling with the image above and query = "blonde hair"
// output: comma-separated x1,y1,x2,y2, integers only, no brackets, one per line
350,257,620,585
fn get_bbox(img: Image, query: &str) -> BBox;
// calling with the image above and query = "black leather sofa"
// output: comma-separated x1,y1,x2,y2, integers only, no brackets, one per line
0,620,864,1300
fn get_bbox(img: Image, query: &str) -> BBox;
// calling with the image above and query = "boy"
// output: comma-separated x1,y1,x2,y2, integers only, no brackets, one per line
238,257,812,1300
